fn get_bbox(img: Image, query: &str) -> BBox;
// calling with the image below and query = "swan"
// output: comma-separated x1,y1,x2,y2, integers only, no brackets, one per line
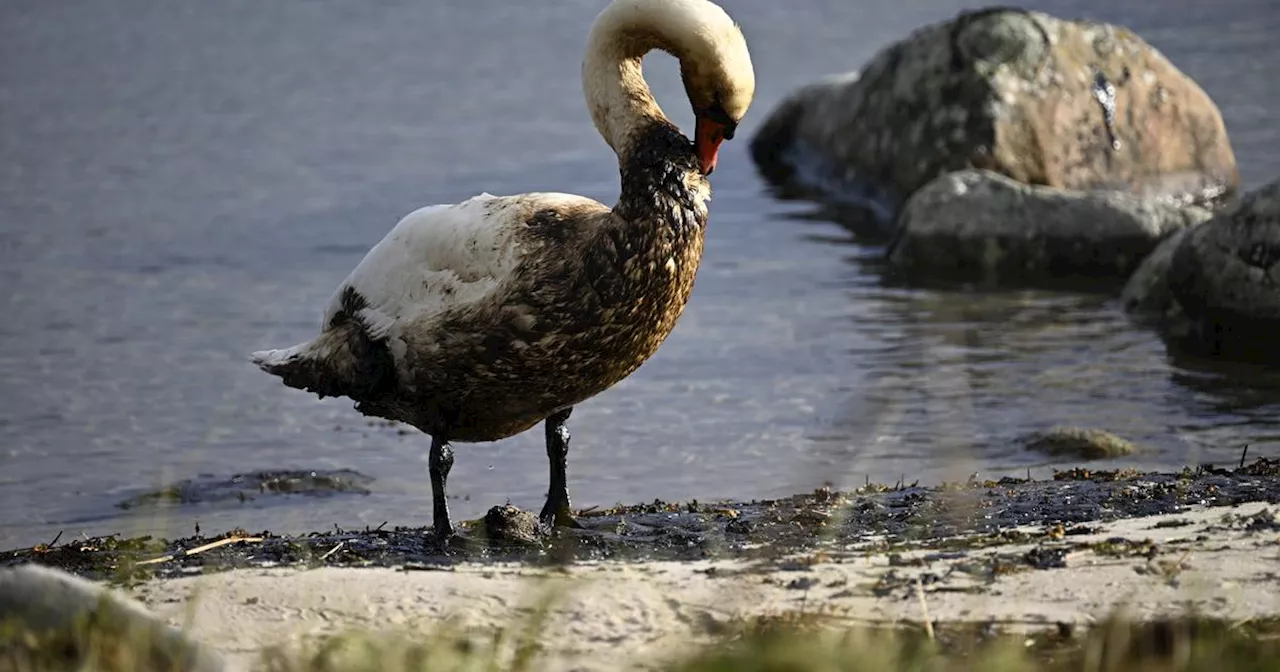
250,0,755,540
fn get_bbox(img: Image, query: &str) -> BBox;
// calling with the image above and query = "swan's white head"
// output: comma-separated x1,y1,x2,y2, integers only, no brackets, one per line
583,0,756,175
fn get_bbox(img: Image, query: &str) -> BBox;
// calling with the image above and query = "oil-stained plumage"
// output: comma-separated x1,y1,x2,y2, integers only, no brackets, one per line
251,0,755,539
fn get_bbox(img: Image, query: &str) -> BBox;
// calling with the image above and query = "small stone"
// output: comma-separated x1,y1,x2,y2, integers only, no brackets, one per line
1024,545,1069,569
480,505,542,546
786,576,818,590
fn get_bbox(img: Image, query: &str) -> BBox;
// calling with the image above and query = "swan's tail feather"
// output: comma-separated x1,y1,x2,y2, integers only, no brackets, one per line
251,327,396,401
250,343,309,372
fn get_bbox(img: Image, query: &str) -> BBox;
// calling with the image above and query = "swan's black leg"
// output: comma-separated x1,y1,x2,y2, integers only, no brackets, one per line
428,433,456,540
540,407,582,530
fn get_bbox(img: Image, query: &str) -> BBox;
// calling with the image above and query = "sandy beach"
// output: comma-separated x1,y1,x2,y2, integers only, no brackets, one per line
120,500,1280,671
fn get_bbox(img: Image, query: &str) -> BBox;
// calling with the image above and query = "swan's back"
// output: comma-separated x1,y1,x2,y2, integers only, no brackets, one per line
253,191,627,430
322,193,565,340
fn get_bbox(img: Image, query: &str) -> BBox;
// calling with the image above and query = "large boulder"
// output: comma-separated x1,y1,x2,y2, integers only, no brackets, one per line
751,7,1239,222
1165,178,1280,360
887,170,1213,286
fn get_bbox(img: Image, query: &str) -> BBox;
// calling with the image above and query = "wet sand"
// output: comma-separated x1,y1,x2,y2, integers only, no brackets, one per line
130,501,1280,671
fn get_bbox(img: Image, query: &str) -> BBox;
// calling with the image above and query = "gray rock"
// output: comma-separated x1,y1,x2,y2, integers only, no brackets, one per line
1165,178,1280,360
0,564,225,672
1121,224,1195,332
750,7,1238,221
886,170,1213,286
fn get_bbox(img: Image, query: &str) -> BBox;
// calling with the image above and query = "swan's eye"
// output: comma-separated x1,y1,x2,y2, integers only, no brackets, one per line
702,101,736,139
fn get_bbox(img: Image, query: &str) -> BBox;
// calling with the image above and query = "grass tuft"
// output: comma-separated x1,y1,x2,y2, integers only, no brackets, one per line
6,604,1280,672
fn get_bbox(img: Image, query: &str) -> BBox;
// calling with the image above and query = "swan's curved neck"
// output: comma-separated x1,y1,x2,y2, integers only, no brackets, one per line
581,17,675,161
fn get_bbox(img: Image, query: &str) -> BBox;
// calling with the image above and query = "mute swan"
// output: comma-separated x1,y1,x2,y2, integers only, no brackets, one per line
251,0,755,540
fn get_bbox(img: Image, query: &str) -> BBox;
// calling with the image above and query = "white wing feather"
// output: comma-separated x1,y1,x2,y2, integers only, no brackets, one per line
322,191,595,341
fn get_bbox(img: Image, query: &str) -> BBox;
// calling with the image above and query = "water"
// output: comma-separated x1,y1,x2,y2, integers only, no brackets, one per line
2,0,1279,548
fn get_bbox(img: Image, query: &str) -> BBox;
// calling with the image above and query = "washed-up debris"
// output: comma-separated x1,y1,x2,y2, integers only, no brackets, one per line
6,458,1280,581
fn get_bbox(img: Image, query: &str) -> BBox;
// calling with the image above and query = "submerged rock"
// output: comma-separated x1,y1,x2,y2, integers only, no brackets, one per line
750,7,1238,222
1025,427,1137,460
115,468,374,510
887,170,1212,286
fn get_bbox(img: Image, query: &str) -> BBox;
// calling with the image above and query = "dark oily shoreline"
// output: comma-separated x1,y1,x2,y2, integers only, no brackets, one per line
5,458,1279,582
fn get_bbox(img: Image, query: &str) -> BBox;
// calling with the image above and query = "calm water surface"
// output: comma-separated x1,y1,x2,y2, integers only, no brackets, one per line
3,0,1279,546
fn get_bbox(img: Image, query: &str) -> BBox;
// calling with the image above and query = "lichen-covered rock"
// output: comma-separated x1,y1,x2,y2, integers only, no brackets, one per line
750,7,1238,221
1164,178,1280,360
886,170,1213,286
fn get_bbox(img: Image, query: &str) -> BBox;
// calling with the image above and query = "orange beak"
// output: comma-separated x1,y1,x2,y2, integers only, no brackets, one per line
694,115,728,176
